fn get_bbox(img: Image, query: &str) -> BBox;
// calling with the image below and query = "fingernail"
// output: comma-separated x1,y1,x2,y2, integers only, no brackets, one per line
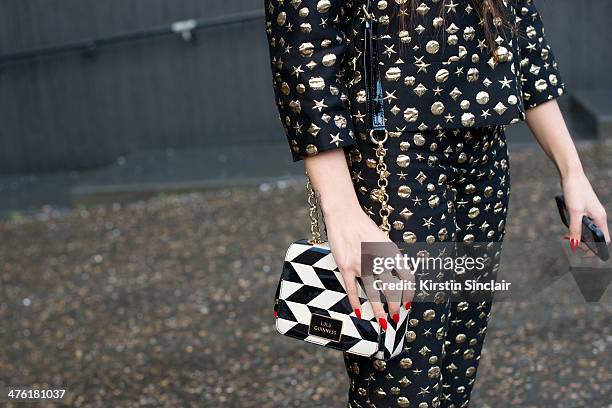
392,313,400,324
405,301,412,311
563,235,571,241
274,310,278,318
355,308,362,319
570,239,577,253
378,317,388,331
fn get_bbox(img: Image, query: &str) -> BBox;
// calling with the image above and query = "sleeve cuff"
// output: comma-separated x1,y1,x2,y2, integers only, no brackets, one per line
288,128,357,162
523,80,566,110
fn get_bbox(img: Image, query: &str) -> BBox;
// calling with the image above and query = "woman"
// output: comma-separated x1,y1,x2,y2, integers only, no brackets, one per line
265,0,610,407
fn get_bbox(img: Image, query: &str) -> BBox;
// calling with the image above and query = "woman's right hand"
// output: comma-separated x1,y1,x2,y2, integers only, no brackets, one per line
323,205,414,329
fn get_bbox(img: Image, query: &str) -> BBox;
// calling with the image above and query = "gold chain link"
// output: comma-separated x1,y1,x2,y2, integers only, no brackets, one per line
306,174,324,244
373,136,391,236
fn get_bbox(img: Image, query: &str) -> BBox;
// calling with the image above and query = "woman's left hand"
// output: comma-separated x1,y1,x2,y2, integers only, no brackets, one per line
561,171,611,251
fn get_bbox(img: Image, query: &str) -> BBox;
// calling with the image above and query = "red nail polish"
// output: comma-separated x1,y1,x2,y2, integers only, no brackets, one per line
405,301,412,310
355,308,362,319
392,313,400,324
378,317,388,331
570,239,577,253
274,310,278,318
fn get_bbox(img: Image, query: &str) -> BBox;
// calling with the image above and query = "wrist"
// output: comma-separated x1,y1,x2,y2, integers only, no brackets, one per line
559,163,585,181
321,196,363,221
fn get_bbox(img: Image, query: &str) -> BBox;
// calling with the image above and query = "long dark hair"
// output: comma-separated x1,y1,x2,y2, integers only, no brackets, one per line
399,0,513,58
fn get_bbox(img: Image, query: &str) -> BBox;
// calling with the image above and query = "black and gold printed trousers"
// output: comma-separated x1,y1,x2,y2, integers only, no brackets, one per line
344,126,510,408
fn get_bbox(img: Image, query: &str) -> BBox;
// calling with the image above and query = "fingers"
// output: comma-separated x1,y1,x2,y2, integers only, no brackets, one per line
343,274,362,319
394,264,415,312
378,244,405,320
375,265,402,320
568,208,584,252
361,274,388,329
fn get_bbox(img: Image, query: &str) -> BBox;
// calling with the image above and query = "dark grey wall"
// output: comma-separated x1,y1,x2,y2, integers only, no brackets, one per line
0,0,610,174
536,0,612,91
0,0,279,174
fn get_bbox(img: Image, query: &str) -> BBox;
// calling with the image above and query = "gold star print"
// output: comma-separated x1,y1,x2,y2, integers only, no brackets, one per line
444,113,455,123
481,109,492,119
384,90,398,102
412,196,423,206
526,42,537,53
330,133,344,146
319,18,328,28
499,76,512,89
397,171,408,180
292,121,303,134
313,99,328,112
417,62,431,73
383,45,397,57
291,65,304,78
477,39,488,52
352,171,364,183
445,1,458,13
418,386,431,396
363,206,375,217
422,217,435,229
353,111,366,123
433,86,443,96
456,199,469,209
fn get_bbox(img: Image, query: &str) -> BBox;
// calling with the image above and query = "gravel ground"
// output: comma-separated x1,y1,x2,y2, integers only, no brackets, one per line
1,142,611,408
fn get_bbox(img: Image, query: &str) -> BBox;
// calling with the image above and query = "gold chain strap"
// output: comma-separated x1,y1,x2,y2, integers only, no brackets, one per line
371,130,391,236
306,174,324,244
305,130,390,242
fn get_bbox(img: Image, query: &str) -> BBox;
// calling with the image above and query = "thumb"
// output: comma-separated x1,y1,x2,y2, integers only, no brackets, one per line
568,208,583,252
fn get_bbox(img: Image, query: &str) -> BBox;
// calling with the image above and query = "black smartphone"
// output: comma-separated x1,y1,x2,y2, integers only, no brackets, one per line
555,194,610,261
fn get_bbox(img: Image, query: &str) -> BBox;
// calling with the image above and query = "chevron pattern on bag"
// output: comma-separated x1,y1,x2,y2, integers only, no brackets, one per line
275,239,410,359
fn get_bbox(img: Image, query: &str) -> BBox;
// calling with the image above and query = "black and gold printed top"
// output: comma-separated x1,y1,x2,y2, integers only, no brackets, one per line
264,0,566,161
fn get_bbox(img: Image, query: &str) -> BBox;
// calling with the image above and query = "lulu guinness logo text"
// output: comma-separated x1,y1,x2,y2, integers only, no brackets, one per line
308,314,343,342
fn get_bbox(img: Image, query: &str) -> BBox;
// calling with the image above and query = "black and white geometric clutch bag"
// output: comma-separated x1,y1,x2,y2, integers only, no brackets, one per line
274,239,410,360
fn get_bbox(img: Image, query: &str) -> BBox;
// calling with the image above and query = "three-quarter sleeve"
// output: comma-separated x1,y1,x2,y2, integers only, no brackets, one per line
264,0,357,162
514,0,566,109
